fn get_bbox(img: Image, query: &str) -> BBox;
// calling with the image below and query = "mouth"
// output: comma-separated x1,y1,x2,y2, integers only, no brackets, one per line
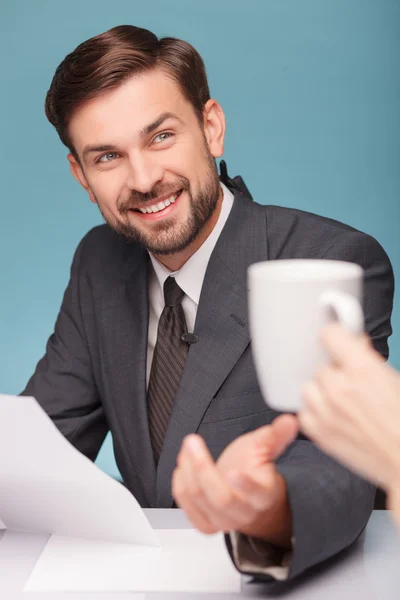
130,190,183,221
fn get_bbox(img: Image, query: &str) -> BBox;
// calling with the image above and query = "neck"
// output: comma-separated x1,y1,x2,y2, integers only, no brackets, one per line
153,187,224,272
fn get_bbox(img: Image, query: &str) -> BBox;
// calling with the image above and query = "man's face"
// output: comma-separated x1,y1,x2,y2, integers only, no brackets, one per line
68,69,225,255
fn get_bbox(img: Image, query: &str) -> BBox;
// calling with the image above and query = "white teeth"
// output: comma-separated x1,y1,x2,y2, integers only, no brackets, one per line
140,191,180,214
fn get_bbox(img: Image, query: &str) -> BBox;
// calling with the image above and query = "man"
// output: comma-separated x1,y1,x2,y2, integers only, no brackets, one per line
23,24,394,581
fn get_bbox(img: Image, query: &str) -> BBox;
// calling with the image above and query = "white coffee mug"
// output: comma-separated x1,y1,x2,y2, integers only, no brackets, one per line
248,259,364,412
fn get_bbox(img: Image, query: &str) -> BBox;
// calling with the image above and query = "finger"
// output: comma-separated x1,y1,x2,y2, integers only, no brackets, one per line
239,416,298,464
314,366,351,415
176,436,220,522
227,468,277,512
270,414,299,456
300,380,365,449
179,440,232,524
300,380,342,436
176,443,209,508
299,405,347,449
171,465,217,534
298,381,326,439
302,379,327,415
315,365,376,431
184,436,257,531
305,369,352,422
297,407,318,439
321,324,377,370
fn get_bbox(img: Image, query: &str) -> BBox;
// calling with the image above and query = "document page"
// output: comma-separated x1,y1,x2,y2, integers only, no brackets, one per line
25,529,241,592
0,394,158,546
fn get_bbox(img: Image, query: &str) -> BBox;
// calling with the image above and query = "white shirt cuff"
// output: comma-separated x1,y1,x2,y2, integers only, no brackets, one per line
229,531,293,581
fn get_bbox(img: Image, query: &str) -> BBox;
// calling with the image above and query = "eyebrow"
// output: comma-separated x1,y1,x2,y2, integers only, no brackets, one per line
140,112,183,137
82,112,183,160
82,144,119,160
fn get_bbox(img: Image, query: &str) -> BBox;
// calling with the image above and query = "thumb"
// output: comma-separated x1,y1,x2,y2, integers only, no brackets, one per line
269,414,299,459
246,414,299,461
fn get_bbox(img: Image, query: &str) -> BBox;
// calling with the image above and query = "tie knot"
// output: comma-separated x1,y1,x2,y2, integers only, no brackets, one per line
163,276,185,307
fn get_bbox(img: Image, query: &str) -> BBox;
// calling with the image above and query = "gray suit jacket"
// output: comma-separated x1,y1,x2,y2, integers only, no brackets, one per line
23,188,394,580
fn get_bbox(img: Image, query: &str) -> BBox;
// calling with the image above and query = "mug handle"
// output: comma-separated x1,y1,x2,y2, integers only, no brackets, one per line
319,291,364,334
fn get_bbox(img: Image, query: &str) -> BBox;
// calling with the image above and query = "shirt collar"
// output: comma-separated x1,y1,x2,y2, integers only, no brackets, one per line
149,182,234,306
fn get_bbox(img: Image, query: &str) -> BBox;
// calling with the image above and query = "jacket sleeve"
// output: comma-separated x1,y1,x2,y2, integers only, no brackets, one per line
21,236,109,462
227,229,394,581
322,229,394,358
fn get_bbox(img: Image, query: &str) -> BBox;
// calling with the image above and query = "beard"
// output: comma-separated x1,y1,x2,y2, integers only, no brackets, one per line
95,148,221,255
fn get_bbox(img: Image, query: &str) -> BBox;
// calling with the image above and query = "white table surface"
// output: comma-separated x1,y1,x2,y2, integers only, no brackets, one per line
0,509,399,599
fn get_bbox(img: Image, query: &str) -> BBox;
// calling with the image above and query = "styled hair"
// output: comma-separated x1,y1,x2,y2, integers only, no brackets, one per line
45,25,211,154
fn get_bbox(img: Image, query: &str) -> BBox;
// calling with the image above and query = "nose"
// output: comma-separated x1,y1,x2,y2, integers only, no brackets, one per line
125,151,164,194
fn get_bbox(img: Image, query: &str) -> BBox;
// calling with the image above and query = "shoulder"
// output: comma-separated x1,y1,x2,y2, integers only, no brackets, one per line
262,203,359,238
70,224,145,278
254,203,389,264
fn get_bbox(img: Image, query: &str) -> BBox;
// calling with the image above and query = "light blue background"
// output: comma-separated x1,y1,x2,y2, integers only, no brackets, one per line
1,0,399,479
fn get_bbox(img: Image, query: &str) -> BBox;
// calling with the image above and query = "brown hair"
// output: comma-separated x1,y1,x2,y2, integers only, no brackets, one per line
45,25,211,156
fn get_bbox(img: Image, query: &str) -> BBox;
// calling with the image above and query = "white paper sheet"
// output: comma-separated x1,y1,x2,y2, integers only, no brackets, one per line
0,394,158,547
25,529,241,592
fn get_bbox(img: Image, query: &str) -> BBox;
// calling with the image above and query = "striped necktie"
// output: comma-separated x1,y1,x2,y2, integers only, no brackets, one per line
148,276,189,463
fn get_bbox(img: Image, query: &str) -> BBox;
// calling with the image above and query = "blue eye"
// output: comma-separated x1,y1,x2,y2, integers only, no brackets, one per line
98,152,118,163
154,132,172,144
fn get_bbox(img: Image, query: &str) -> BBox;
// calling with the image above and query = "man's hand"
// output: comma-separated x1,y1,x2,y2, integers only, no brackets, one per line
172,415,298,548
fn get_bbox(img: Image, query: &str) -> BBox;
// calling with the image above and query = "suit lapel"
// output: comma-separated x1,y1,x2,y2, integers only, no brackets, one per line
156,191,269,506
98,246,157,507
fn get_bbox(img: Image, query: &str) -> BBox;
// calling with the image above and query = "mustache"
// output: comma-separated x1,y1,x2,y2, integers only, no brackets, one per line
118,178,190,214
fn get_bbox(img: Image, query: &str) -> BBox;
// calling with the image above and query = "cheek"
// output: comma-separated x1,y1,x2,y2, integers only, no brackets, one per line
168,136,208,175
89,171,127,210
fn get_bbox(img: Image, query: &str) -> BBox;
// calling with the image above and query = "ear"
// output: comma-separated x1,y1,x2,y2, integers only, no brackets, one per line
202,99,225,158
67,154,97,204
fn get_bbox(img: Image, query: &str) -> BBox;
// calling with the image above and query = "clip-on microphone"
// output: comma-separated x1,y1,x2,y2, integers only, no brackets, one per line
181,332,199,344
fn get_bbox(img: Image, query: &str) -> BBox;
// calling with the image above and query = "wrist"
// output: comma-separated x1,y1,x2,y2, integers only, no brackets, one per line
238,473,292,549
387,484,400,531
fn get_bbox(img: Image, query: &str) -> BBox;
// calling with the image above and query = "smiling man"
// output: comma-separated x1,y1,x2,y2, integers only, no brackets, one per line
23,25,394,581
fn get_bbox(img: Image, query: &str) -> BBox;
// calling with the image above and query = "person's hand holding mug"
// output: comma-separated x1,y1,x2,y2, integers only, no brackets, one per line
299,324,400,527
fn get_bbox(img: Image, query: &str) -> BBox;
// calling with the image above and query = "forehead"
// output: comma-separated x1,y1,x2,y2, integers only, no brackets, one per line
68,69,195,151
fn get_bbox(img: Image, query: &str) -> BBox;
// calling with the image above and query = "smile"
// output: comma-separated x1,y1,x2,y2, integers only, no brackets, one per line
134,191,181,214
131,190,183,220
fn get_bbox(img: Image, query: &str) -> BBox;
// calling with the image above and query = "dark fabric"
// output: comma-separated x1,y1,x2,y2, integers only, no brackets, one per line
374,487,387,509
148,277,188,463
22,187,394,581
